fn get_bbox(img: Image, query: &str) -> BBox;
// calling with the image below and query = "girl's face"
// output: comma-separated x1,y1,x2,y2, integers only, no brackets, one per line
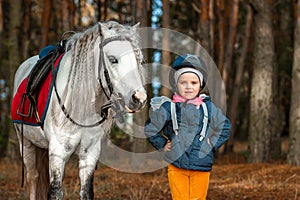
176,72,201,99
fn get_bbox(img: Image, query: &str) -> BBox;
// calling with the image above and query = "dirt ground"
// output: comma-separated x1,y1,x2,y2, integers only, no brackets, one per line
0,144,299,200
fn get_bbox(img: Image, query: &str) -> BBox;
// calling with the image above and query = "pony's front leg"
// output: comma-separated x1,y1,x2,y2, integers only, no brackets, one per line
78,141,101,200
48,142,70,200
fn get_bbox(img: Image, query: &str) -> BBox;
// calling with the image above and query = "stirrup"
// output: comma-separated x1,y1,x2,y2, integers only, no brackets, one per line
16,93,32,117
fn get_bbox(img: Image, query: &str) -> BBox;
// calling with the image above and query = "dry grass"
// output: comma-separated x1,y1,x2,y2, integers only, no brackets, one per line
208,163,300,200
0,144,299,200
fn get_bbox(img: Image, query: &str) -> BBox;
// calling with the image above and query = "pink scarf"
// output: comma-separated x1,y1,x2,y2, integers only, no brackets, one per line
172,93,203,107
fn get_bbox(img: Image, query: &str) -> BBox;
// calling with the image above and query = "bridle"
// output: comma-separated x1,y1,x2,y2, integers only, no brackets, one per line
52,23,139,127
97,23,132,99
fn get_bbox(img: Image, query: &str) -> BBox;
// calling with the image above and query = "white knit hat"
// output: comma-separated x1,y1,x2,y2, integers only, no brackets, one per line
174,67,204,86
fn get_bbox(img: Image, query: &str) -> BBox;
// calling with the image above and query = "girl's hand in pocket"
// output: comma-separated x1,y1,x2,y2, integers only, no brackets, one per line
164,140,172,152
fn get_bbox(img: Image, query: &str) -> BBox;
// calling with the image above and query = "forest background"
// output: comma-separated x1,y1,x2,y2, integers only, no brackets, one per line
0,0,300,198
1,0,300,199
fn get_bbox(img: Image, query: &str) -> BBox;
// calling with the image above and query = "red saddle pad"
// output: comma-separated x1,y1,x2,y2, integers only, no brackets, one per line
11,54,64,126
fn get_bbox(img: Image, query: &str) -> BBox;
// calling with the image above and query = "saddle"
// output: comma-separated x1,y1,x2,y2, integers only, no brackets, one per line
15,43,65,123
26,44,65,101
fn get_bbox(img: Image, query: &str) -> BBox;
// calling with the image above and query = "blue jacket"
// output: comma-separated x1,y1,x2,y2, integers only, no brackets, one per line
144,95,231,171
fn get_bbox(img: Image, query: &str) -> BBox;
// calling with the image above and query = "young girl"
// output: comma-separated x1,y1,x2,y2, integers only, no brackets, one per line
144,54,231,200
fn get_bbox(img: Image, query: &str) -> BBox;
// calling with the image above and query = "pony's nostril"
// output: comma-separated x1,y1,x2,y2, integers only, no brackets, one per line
132,91,147,104
132,93,140,103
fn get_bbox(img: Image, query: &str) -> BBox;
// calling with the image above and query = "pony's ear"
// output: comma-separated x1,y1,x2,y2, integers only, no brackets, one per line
98,22,110,36
133,22,140,30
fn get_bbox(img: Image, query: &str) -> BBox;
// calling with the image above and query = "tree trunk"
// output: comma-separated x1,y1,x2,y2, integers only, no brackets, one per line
77,0,82,27
7,0,22,160
269,0,293,160
161,0,171,97
22,0,31,60
40,0,51,49
199,0,209,51
208,0,214,56
60,0,75,31
132,0,150,155
0,0,6,158
62,0,71,31
216,0,224,73
0,0,3,33
226,4,252,153
222,0,239,89
8,0,21,79
248,0,275,163
288,0,300,166
0,0,3,59
104,0,108,21
96,0,101,21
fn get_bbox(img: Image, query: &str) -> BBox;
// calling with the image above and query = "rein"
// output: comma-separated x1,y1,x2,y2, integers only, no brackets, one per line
51,23,135,128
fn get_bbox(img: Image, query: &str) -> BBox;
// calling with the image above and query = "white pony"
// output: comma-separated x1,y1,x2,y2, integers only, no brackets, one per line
11,21,147,200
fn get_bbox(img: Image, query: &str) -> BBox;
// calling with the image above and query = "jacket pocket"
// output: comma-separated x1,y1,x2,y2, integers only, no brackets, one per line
198,138,213,159
165,136,186,162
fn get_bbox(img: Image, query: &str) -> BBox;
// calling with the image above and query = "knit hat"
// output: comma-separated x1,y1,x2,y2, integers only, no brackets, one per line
170,54,208,90
174,67,204,85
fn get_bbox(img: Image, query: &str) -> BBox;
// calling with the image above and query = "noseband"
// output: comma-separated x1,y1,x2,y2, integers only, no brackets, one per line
52,23,140,127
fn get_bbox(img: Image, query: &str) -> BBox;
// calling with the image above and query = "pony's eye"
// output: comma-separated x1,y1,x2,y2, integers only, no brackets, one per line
108,56,118,64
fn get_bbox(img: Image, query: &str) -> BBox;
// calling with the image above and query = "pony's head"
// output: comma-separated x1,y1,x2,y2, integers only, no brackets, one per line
97,21,147,113
65,21,147,119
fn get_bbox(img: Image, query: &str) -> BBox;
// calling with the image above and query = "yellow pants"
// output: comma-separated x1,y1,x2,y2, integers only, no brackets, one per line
168,164,210,200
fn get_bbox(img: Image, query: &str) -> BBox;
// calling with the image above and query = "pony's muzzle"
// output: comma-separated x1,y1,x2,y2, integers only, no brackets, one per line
128,89,147,112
